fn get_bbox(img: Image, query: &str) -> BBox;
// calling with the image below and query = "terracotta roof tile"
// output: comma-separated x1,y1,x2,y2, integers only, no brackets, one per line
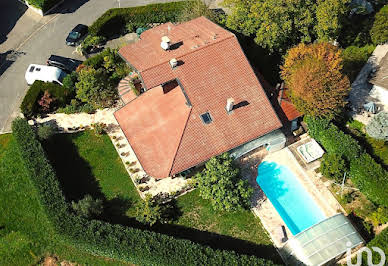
116,17,282,178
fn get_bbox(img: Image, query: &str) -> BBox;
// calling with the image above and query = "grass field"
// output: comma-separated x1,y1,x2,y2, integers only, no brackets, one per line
42,130,280,263
0,134,130,265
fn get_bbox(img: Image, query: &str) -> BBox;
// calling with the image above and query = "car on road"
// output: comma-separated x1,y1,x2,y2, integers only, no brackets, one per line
66,24,88,46
25,64,66,85
47,55,82,73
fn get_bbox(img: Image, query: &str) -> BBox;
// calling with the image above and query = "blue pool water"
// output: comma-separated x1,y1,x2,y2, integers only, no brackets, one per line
257,161,326,235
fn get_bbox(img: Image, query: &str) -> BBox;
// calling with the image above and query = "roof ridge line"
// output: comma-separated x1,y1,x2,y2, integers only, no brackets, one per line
168,107,193,177
140,34,235,74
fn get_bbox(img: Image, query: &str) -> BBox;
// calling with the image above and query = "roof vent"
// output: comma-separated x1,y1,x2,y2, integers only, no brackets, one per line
161,36,170,50
169,58,178,68
226,98,234,113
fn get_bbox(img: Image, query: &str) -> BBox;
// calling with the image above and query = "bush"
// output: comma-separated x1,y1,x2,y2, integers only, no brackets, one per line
305,117,388,208
366,227,388,265
135,194,162,226
195,153,253,211
20,81,72,117
350,153,388,207
37,124,55,141
320,153,346,181
366,112,388,141
370,5,388,45
88,2,188,38
11,118,278,266
81,35,106,54
342,45,375,82
71,195,103,219
24,0,61,12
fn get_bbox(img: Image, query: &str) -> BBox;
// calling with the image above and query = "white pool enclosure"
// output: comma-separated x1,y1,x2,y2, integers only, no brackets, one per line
297,139,325,163
280,213,364,266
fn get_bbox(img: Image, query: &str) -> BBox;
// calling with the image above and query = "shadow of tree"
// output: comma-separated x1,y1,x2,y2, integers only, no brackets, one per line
45,0,90,15
0,50,26,77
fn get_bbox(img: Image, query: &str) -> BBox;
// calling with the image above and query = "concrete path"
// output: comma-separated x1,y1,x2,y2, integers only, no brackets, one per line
0,0,183,133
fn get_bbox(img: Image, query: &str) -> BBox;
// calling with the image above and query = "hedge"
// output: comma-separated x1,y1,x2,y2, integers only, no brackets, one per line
24,0,61,12
11,118,278,266
305,116,388,207
88,2,188,38
20,80,73,118
366,227,388,265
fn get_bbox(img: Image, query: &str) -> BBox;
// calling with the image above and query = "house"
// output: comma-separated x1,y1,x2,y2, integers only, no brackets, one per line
349,44,388,124
114,17,285,179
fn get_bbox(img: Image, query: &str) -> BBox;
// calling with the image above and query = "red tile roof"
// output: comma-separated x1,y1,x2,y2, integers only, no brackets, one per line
116,17,282,178
278,89,302,121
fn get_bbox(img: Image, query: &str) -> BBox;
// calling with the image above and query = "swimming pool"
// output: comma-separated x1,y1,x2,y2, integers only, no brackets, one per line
257,161,326,235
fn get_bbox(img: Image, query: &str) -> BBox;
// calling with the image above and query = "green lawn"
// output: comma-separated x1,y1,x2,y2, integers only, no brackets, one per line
43,131,281,263
0,134,130,265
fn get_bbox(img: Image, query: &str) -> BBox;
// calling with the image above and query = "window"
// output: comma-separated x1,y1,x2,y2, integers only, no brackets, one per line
29,66,35,72
200,112,213,124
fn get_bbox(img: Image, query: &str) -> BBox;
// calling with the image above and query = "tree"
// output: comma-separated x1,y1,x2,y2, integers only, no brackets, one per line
320,153,346,181
75,67,116,109
224,0,316,52
281,42,350,118
366,112,388,141
38,90,54,112
195,153,253,211
71,195,103,219
315,0,350,41
370,5,388,45
179,0,215,22
37,124,55,141
135,194,162,226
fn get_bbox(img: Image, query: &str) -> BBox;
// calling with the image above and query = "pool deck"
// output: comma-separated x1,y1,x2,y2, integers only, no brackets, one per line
237,135,344,249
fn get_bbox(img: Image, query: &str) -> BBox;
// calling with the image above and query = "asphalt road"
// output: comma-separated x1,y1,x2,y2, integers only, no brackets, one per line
0,0,178,132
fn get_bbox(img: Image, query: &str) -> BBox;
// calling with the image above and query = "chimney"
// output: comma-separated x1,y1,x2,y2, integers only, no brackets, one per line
169,58,178,68
226,98,234,113
161,36,170,50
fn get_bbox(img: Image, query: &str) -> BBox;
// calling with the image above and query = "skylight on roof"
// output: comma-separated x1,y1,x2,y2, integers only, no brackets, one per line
200,112,212,124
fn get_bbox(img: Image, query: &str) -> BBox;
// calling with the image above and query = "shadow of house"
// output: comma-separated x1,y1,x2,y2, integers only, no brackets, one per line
0,1,27,46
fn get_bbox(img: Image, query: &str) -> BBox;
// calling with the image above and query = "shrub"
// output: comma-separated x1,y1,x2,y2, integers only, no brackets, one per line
366,112,388,141
71,195,103,219
135,194,162,226
24,0,62,12
370,5,388,45
320,153,346,181
91,123,106,135
37,124,55,141
366,227,388,265
11,118,278,266
81,35,106,54
195,153,253,211
342,45,375,82
20,81,72,117
350,153,388,207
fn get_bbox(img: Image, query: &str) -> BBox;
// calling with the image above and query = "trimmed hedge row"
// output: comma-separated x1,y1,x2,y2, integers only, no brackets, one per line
20,80,73,118
305,116,388,207
24,0,61,12
366,227,388,264
88,2,187,38
11,118,278,266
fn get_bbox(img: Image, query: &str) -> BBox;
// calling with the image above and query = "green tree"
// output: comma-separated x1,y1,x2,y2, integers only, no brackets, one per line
224,0,316,52
75,67,116,109
320,153,346,181
315,0,350,41
281,42,350,118
71,195,103,219
135,194,162,226
370,5,388,45
179,0,215,22
195,153,253,211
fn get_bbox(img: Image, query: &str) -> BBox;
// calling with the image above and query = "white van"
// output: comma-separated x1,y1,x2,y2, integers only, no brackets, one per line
25,64,67,85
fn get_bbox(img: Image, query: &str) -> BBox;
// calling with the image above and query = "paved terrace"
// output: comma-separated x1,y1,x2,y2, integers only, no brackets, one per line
237,134,344,249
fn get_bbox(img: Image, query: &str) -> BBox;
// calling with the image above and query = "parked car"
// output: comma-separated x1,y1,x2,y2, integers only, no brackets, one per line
66,24,88,46
47,55,82,73
25,64,66,85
